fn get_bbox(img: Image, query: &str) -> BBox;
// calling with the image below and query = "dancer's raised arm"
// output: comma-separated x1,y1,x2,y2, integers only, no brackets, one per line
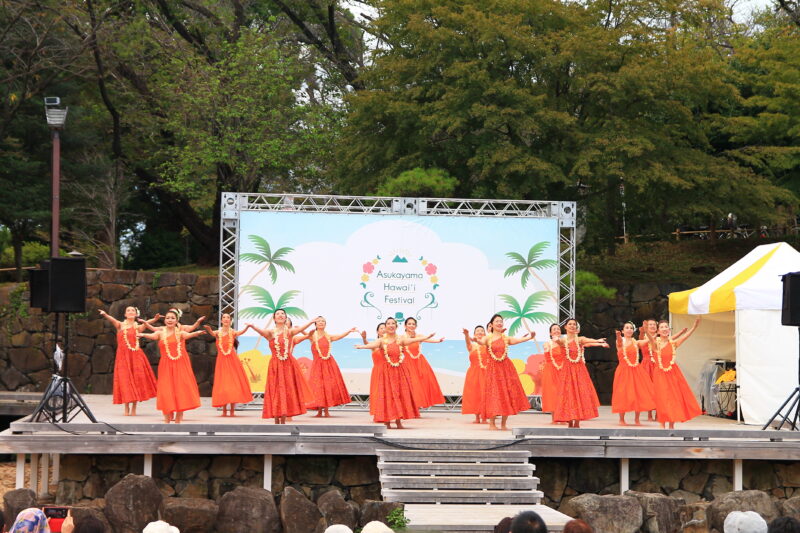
182,315,206,332
399,332,435,346
674,317,700,347
248,323,273,339
462,328,474,352
330,327,359,342
355,338,382,350
290,317,316,336
98,309,121,329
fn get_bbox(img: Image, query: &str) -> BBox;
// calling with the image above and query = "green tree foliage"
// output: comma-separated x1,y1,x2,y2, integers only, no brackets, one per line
377,168,458,197
340,0,796,252
575,270,616,319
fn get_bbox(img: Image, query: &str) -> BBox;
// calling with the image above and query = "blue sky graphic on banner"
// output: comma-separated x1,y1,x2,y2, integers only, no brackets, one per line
235,211,559,394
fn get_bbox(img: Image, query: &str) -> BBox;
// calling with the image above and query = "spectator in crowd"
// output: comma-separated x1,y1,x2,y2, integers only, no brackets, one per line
142,521,180,533
324,526,354,533
769,517,800,533
73,516,106,533
563,519,594,533
9,508,50,533
361,522,394,533
724,511,768,533
494,516,513,533
511,510,548,533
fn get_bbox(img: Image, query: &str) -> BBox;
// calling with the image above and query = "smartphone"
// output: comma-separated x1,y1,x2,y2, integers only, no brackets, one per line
42,506,69,533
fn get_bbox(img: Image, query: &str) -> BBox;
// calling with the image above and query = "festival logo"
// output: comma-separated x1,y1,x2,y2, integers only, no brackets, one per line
358,252,440,322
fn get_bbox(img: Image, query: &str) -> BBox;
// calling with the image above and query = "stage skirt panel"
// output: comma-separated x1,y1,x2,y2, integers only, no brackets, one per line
540,344,565,413
113,327,157,405
211,337,253,407
652,343,702,423
461,344,487,415
262,334,310,419
156,335,201,414
611,341,656,413
483,337,530,418
404,343,445,408
307,335,351,409
372,341,420,423
553,341,600,422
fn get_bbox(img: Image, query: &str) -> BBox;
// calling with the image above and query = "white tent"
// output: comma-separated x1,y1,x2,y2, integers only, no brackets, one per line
668,242,800,425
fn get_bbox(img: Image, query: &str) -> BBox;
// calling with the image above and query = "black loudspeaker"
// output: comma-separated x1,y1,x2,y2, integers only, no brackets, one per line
29,261,50,311
781,272,800,326
47,257,86,313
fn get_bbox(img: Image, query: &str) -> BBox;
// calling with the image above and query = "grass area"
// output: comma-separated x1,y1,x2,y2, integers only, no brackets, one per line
147,263,218,276
580,237,800,286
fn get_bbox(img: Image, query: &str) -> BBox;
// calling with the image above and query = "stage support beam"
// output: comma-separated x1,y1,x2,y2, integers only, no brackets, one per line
16,454,25,489
143,454,153,477
30,453,39,494
41,453,49,496
52,454,60,485
263,454,273,491
620,458,630,494
733,459,743,491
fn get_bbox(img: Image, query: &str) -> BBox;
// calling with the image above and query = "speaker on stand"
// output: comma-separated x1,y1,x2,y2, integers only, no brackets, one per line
762,271,800,430
28,257,96,423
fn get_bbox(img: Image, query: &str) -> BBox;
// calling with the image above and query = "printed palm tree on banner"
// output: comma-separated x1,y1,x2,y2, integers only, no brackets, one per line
240,235,295,286
498,292,557,337
504,242,558,302
239,286,307,349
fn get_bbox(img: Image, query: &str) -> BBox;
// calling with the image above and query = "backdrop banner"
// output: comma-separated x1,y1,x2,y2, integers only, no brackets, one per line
234,211,559,395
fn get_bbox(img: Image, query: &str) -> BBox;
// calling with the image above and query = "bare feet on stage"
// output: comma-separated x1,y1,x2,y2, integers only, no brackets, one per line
274,415,288,424
314,408,331,418
568,420,581,428
660,421,675,429
646,410,656,421
124,402,138,416
383,419,405,429
618,414,628,426
634,412,642,426
488,416,509,430
472,415,483,424
164,411,180,424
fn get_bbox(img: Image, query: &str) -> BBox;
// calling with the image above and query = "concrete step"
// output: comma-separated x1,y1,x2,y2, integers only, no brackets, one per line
378,461,535,476
376,449,531,463
382,489,544,504
380,475,539,490
404,504,571,532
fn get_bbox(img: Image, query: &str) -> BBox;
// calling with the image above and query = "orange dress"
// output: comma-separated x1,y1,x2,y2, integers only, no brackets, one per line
540,342,565,413
640,339,655,380
262,332,311,419
553,339,600,422
611,339,656,413
651,340,702,423
404,343,445,408
156,333,201,415
461,344,487,415
308,334,351,409
113,326,157,404
372,340,420,423
482,336,530,418
370,348,382,415
211,331,253,407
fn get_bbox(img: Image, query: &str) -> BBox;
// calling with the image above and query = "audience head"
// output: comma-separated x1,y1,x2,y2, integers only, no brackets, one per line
511,510,548,533
724,511,768,533
142,521,180,533
361,522,394,533
563,519,594,533
73,515,106,533
324,526,354,533
494,516,513,533
769,517,800,533
10,508,50,533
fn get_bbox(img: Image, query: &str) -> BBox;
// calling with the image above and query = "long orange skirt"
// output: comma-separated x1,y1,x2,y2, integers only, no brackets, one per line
540,345,565,413
553,341,600,422
652,345,701,423
372,341,420,423
611,343,656,413
370,349,382,415
156,337,200,415
483,337,530,418
308,336,350,409
211,345,253,407
640,344,655,380
113,328,157,404
262,354,311,418
461,345,486,415
404,344,445,408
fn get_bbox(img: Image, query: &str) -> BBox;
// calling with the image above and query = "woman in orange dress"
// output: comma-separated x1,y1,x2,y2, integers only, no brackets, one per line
639,318,658,421
248,310,315,424
553,318,608,428
648,318,702,428
540,323,565,423
139,308,205,423
99,307,159,416
402,317,445,409
474,314,536,430
203,313,253,417
612,322,656,425
363,323,387,416
356,317,434,429
461,325,488,423
294,317,358,417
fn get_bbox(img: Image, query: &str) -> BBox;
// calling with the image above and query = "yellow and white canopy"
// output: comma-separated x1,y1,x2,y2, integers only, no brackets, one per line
669,242,800,315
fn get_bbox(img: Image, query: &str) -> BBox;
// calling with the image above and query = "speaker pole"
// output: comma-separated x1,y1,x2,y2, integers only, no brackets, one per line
62,312,68,423
762,326,800,430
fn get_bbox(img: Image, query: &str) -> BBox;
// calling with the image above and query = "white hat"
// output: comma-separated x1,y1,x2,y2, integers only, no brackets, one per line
723,511,768,533
142,521,180,533
324,526,354,533
361,522,394,533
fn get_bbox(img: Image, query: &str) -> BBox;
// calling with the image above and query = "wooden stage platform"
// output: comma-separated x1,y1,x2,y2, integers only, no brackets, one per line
2,395,799,532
